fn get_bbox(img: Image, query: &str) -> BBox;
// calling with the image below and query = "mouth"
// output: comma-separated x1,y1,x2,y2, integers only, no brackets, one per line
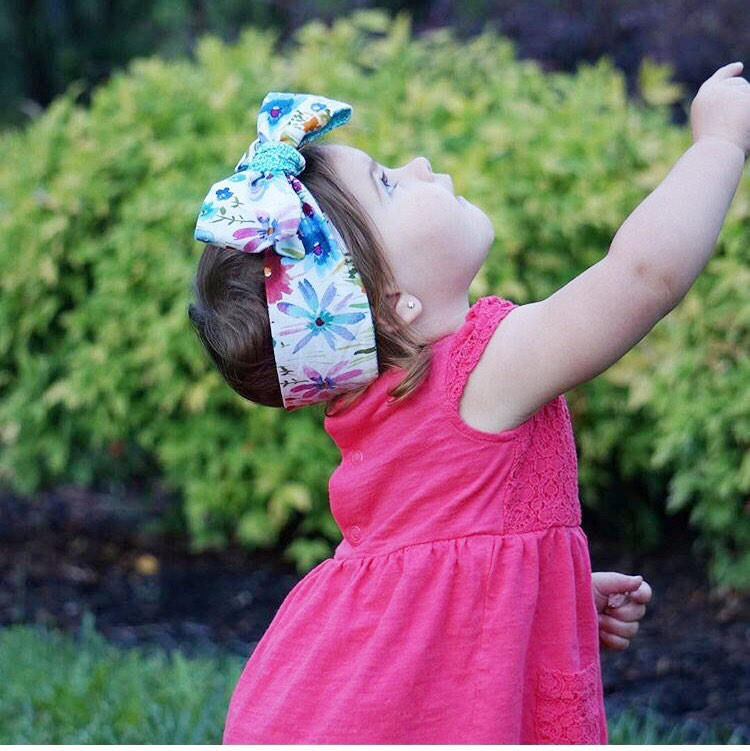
439,173,455,195
435,171,465,201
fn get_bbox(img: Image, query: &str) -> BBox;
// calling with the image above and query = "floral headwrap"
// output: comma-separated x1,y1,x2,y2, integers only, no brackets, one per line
194,92,379,410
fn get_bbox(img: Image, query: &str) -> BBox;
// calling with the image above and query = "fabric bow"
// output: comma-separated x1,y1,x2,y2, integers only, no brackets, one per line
194,92,352,259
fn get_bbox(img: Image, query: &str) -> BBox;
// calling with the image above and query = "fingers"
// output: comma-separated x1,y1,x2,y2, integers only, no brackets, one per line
593,571,644,596
628,581,653,603
606,592,628,609
712,61,744,80
599,612,640,641
608,581,652,606
600,629,631,651
606,601,647,622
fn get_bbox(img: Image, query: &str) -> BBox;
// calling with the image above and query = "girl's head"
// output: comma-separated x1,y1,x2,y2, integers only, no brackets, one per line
322,144,494,338
188,142,494,415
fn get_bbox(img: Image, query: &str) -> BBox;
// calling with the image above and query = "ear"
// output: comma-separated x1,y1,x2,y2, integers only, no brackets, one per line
379,290,422,332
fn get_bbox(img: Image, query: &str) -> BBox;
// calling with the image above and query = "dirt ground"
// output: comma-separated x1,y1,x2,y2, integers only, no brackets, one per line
1,483,748,742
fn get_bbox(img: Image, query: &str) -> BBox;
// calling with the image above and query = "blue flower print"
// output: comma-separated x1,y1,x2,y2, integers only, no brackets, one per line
310,101,326,112
260,95,295,124
246,172,274,202
276,280,366,354
199,201,217,219
296,214,341,276
194,228,215,243
215,187,233,200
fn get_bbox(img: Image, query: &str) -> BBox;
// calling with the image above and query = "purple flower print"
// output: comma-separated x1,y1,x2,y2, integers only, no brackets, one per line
232,203,300,253
288,360,364,401
276,279,366,354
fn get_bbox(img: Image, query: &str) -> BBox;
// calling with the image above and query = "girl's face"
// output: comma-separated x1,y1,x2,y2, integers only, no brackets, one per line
325,144,494,336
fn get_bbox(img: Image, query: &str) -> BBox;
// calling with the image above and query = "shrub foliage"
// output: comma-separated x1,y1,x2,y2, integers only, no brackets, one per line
0,10,747,585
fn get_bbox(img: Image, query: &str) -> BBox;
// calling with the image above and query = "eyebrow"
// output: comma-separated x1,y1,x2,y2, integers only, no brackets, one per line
367,156,383,205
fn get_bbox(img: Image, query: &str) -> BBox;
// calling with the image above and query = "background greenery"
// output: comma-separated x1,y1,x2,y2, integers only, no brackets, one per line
0,9,747,586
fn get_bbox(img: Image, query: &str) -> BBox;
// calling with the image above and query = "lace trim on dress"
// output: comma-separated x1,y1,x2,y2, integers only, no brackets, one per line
445,296,517,411
444,295,583,535
534,657,602,744
502,397,582,534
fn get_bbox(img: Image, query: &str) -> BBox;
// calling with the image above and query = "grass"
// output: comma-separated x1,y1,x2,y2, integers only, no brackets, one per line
0,612,243,743
0,614,747,743
608,705,749,744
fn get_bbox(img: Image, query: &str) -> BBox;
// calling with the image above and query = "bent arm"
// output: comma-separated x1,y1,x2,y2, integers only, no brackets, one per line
468,136,746,419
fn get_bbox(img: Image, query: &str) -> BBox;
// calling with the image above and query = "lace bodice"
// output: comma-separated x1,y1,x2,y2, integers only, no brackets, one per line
444,295,581,534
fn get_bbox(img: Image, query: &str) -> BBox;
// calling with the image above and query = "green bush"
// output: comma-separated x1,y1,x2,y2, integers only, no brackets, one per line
0,9,747,584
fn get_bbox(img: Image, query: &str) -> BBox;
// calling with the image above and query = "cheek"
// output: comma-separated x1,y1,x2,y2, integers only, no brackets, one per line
433,198,473,246
417,190,462,226
442,202,493,268
394,193,469,257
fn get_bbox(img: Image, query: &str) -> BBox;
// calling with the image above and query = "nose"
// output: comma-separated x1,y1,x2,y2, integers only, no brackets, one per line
409,156,433,179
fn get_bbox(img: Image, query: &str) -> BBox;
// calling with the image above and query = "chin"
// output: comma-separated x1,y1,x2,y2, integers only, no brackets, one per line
481,213,495,246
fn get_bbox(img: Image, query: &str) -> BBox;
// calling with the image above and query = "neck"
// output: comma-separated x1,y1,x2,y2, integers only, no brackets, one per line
414,294,472,343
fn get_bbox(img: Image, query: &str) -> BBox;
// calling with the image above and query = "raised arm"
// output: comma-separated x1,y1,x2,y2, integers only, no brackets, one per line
610,140,745,302
469,63,748,424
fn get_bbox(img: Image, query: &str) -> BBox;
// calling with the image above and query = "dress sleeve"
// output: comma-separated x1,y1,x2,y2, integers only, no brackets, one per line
444,295,518,413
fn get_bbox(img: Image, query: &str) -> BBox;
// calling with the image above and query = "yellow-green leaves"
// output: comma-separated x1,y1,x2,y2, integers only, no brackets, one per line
0,9,747,583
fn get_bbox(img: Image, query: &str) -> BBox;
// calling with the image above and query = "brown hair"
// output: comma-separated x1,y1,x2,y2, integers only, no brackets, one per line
187,142,432,417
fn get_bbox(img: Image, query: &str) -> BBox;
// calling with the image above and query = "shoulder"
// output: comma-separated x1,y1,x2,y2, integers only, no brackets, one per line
448,296,517,357
446,295,535,434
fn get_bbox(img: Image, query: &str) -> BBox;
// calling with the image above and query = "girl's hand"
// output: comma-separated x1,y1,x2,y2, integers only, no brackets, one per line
591,571,653,651
690,61,750,158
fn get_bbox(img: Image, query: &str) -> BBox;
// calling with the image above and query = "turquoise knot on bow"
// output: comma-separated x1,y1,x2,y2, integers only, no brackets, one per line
247,140,305,176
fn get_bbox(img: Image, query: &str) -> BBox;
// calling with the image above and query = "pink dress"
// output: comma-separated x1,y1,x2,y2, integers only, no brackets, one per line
222,295,608,744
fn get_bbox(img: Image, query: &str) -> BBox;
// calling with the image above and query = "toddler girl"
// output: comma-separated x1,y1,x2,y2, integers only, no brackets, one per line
189,64,747,742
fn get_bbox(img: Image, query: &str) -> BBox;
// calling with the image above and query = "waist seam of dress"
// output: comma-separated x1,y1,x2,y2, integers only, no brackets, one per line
333,524,583,562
